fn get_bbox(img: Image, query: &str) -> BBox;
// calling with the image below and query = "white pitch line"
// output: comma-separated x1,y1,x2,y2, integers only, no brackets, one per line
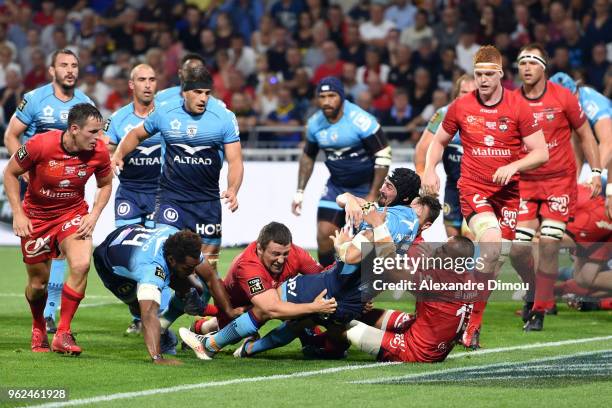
23,336,612,408
408,373,612,382
352,349,612,384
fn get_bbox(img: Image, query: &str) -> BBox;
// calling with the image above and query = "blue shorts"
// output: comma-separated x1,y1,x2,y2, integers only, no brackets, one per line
154,198,222,246
93,234,138,304
281,262,366,324
318,180,371,226
443,179,462,228
115,187,156,228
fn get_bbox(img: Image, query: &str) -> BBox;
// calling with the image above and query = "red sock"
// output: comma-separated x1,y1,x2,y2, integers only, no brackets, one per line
203,304,218,316
27,292,47,332
559,279,591,297
469,301,487,328
56,284,84,333
599,298,612,310
533,271,556,312
382,310,414,332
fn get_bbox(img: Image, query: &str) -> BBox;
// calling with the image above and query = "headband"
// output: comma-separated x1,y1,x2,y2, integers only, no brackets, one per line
473,62,502,72
517,52,547,69
182,80,213,91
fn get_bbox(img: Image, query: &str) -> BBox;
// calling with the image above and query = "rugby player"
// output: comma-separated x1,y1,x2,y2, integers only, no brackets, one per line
509,44,601,331
93,225,241,364
3,104,112,355
292,76,391,266
550,72,612,218
104,64,165,335
422,45,548,348
3,49,95,333
179,221,338,360
415,74,476,238
231,194,442,359
111,64,243,336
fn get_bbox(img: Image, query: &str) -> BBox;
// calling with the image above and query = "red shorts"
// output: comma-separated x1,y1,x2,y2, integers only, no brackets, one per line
568,208,612,262
458,178,519,241
377,329,452,363
518,175,577,223
20,209,88,264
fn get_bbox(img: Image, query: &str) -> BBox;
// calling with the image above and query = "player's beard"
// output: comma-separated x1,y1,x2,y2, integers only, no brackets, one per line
57,76,76,92
322,105,342,121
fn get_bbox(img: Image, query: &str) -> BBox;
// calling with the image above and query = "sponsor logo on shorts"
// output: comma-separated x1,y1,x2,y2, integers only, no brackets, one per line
499,206,518,230
247,277,265,295
117,282,135,296
437,342,449,352
195,223,221,236
548,194,569,216
472,194,490,209
443,202,451,216
62,215,82,232
117,202,131,216
154,266,166,280
389,333,406,351
24,235,51,258
518,199,529,215
595,220,612,230
163,207,179,222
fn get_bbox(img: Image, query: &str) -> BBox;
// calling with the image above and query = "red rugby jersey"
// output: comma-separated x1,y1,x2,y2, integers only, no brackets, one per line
515,81,586,180
442,89,541,185
15,130,111,220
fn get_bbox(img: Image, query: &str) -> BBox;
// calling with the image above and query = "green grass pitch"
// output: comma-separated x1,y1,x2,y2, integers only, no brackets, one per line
0,246,610,408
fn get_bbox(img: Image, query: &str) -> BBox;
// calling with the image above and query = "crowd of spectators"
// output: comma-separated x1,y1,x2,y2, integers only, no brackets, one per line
0,0,610,146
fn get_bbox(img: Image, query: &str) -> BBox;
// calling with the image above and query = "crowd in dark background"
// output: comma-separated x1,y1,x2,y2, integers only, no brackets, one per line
0,0,610,145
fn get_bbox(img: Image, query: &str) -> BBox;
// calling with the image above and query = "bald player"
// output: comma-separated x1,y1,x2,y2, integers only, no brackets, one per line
104,64,165,335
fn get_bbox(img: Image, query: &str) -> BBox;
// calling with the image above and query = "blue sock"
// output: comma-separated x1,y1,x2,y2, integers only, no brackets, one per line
44,259,66,319
248,322,297,356
206,311,260,352
159,294,184,330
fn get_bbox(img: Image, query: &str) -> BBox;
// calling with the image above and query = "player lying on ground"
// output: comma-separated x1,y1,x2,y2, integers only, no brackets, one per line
93,225,242,365
182,168,424,354
227,195,441,359
178,221,338,360
3,103,112,355
233,206,475,363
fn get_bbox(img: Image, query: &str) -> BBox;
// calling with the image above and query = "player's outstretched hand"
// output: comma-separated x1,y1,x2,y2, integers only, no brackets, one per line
313,289,337,314
153,357,183,366
110,153,124,176
76,213,98,239
221,189,238,212
330,225,353,248
492,163,518,185
12,211,33,238
588,175,602,198
421,170,440,196
291,190,303,216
